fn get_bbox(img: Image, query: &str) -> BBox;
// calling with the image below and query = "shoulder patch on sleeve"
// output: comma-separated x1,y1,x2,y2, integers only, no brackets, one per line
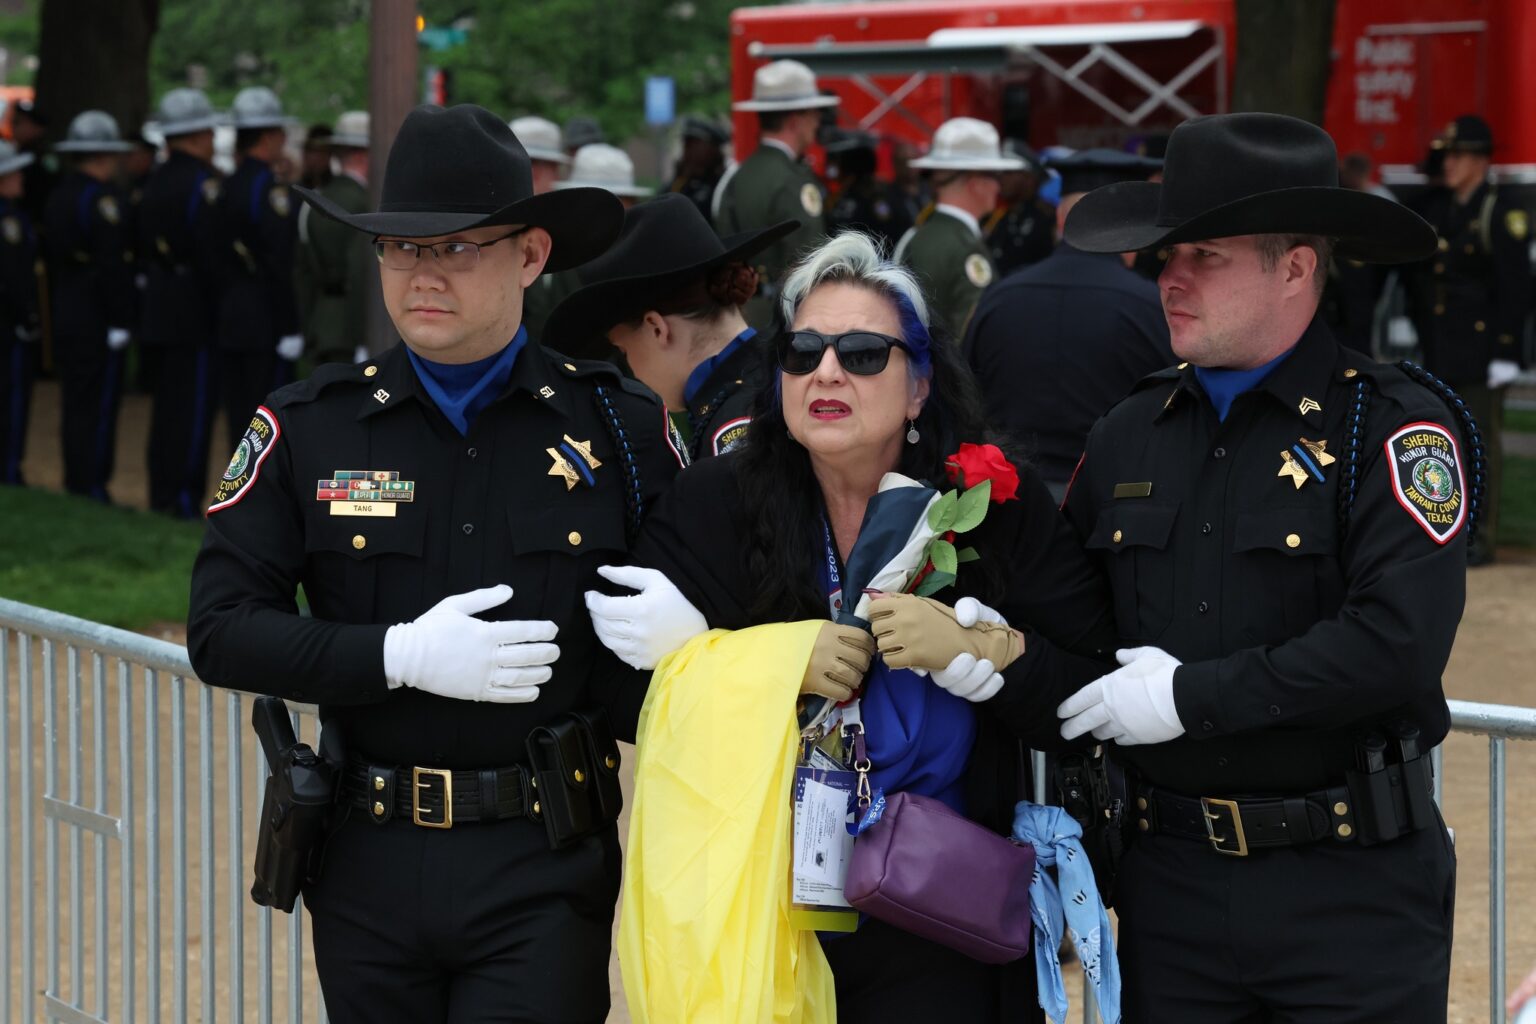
269,186,291,218
1385,421,1466,544
1505,208,1528,241
209,406,281,513
202,177,222,204
711,415,751,457
97,195,121,225
800,182,823,217
964,251,993,288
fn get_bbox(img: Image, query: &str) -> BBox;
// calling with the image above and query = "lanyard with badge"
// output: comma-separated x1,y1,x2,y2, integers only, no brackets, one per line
788,520,868,932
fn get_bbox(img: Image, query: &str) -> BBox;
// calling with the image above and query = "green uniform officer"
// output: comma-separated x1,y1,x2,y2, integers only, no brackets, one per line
895,118,1023,339
297,111,372,366
713,59,837,330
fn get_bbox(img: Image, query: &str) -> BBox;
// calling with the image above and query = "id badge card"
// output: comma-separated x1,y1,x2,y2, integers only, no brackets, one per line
789,766,860,932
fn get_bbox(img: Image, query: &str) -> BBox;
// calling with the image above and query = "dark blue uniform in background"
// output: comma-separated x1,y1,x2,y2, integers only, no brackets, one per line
963,243,1173,495
0,196,40,484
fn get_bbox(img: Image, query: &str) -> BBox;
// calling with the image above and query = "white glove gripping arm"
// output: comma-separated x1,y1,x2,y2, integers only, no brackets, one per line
584,564,709,670
383,585,559,703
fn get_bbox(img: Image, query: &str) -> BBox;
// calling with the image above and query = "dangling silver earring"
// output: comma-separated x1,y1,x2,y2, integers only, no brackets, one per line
906,419,920,444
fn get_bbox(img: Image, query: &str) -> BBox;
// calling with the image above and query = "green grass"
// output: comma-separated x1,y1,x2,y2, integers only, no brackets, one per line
0,488,205,631
1502,455,1536,551
1507,407,1536,435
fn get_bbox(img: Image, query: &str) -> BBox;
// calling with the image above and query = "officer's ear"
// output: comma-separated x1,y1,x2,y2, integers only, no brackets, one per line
517,227,554,288
1282,242,1321,301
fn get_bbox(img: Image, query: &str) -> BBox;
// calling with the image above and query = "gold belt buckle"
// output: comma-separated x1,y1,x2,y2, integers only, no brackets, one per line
412,766,453,829
1201,797,1248,856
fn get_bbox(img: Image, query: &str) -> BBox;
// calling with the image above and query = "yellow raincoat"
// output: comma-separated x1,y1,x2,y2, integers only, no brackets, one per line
618,624,838,1024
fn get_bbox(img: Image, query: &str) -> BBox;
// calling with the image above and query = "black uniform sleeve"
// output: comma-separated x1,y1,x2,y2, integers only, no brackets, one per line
187,402,393,704
1491,200,1532,360
1171,393,1467,736
261,184,301,338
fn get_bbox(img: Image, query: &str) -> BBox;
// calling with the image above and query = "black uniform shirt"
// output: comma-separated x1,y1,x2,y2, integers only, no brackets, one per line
187,340,686,764
0,198,39,337
829,176,915,255
682,330,767,461
1410,180,1532,385
964,243,1173,483
986,198,1055,277
1064,318,1468,794
139,150,222,347
211,156,300,351
43,170,135,342
668,169,722,222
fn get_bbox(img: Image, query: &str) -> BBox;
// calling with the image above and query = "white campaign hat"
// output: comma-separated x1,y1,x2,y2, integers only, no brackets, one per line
909,117,1026,172
732,59,839,113
554,143,650,198
509,116,570,165
330,110,370,149
55,110,134,153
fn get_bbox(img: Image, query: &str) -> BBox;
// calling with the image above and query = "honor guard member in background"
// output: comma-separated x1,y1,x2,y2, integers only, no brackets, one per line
668,114,729,220
713,59,836,330
1407,114,1531,565
45,110,136,502
12,100,56,227
985,139,1056,276
964,148,1169,501
140,88,225,518
825,127,914,253
0,139,40,485
895,118,1022,339
297,110,372,367
300,124,334,190
213,86,303,455
1058,113,1468,1021
188,104,683,1023
547,192,796,460
1322,152,1394,356
562,115,604,158
508,116,571,344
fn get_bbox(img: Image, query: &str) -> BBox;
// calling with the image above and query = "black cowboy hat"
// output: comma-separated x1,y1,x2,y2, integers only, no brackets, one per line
1048,148,1162,195
1064,112,1436,264
1431,114,1493,155
295,104,622,273
545,192,798,358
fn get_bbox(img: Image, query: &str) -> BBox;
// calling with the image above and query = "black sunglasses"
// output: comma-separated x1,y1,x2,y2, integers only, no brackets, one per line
778,330,915,376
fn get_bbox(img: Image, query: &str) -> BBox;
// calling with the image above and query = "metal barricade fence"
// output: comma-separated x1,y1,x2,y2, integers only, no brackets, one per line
2,595,1534,1023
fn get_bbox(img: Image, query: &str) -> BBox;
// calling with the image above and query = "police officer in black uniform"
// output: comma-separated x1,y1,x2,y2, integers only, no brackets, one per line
0,139,41,485
825,128,914,254
212,86,303,455
963,148,1168,500
44,110,136,502
546,192,797,461
1407,115,1531,564
984,139,1055,277
1058,113,1468,1021
188,103,682,1024
140,88,225,518
668,115,729,220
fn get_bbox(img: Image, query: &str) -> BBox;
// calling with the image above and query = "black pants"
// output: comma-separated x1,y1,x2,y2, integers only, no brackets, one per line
820,917,1041,1023
1116,812,1456,1022
144,345,219,516
1,335,37,484
57,339,124,500
219,349,295,457
305,813,620,1024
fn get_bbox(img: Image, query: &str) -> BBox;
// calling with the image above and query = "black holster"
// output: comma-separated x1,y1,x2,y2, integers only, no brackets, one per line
1344,723,1437,846
1054,745,1131,907
250,697,337,912
525,709,624,850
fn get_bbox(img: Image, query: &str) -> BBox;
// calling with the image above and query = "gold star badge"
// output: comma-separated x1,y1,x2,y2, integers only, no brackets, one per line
546,448,580,490
563,435,601,471
1299,437,1336,468
1278,450,1309,489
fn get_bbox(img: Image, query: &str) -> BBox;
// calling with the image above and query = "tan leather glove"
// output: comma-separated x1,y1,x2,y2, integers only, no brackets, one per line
868,593,1023,673
802,622,876,703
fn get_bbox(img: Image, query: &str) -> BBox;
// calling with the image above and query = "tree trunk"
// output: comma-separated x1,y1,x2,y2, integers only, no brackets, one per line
1233,0,1337,125
365,0,418,354
34,0,160,143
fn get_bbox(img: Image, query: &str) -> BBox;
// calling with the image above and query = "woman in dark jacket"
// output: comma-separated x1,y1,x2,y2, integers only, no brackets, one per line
589,231,1115,1021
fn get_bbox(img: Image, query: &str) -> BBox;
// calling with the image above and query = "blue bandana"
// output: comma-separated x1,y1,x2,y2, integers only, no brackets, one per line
683,327,756,406
1193,346,1293,422
406,327,527,435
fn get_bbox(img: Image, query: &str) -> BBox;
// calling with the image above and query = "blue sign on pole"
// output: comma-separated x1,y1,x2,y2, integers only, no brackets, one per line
645,76,676,127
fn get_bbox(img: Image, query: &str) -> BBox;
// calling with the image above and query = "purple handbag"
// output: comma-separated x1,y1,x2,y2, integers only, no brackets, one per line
844,790,1035,964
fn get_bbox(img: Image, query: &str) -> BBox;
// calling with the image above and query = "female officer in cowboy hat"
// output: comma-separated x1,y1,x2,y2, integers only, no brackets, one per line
190,103,684,1024
546,191,797,461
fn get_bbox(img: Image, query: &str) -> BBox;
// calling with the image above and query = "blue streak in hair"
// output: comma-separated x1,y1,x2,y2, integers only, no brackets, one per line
891,290,933,377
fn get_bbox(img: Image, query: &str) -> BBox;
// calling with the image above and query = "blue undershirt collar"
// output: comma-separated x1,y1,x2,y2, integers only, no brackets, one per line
406,327,527,435
683,327,756,407
1194,346,1295,422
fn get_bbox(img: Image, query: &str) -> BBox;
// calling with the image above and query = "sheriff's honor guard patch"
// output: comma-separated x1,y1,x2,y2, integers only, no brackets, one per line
208,406,281,513
1385,422,1466,544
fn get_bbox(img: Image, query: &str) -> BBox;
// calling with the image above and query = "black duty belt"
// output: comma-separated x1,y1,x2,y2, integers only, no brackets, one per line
1135,783,1355,856
342,757,535,829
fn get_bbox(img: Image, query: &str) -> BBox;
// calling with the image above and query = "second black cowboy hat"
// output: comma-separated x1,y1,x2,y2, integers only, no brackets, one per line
544,192,799,358
1065,112,1435,263
296,103,622,273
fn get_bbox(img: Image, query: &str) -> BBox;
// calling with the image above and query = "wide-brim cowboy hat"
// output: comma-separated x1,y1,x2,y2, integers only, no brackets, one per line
1064,112,1435,264
733,59,840,112
295,103,622,273
545,192,798,357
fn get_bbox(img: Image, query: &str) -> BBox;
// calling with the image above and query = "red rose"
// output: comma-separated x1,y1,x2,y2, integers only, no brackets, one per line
946,443,1020,503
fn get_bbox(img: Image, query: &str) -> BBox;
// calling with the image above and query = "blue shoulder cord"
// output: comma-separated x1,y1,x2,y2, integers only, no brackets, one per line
592,385,646,544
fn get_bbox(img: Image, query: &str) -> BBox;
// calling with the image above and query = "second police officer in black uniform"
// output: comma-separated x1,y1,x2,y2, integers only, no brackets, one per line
0,138,41,486
45,110,136,502
1058,113,1472,1021
187,103,684,1024
140,88,225,518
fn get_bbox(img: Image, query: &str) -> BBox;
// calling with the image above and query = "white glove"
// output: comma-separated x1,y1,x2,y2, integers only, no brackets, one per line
1385,315,1417,350
276,333,305,361
1058,646,1184,746
954,596,1005,628
930,651,1004,702
584,564,708,670
106,327,131,351
1489,358,1521,389
382,585,559,703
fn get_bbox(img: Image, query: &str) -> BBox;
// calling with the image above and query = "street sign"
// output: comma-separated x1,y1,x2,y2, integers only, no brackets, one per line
645,76,676,127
